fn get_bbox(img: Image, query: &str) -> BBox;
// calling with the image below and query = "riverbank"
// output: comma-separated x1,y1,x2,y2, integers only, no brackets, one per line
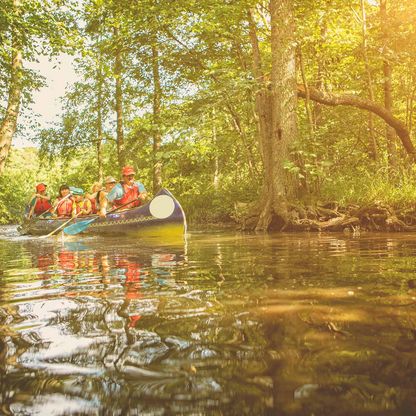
236,201,416,232
5,199,416,234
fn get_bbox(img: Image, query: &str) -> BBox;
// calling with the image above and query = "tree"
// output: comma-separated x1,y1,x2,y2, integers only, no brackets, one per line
0,0,72,175
0,0,23,174
248,0,297,231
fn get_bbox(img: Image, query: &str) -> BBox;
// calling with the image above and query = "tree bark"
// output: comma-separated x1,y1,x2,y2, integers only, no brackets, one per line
380,0,397,167
212,108,219,191
225,102,259,178
113,24,125,168
248,7,272,179
96,52,104,182
360,0,377,160
313,16,327,128
0,0,23,175
298,46,314,137
249,0,297,231
151,42,163,194
297,85,416,160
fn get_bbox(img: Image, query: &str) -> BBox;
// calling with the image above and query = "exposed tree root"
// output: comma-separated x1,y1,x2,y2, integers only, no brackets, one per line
237,201,416,232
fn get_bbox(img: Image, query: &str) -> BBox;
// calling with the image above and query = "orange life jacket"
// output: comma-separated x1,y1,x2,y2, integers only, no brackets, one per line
113,182,141,209
90,197,97,214
34,197,52,215
56,197,74,218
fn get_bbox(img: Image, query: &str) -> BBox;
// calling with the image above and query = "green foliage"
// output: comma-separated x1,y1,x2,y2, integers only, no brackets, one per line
0,148,39,224
4,0,416,225
323,165,416,208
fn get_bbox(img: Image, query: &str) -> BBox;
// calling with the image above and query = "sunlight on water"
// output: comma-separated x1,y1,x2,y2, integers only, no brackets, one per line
1,226,416,414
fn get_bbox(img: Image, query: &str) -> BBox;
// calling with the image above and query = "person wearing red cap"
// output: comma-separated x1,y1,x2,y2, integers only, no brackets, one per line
107,165,147,210
27,183,53,219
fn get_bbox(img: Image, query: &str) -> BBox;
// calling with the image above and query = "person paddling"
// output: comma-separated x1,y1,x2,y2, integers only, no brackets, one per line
88,182,102,214
73,189,92,217
27,183,52,219
97,176,117,217
53,185,76,218
107,166,147,210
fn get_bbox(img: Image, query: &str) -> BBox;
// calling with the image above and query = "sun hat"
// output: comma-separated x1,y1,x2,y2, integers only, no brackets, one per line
69,186,84,196
105,176,117,184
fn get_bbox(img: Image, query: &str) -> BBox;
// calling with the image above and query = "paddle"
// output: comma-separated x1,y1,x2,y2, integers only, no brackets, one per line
19,193,72,235
63,197,141,236
39,209,84,239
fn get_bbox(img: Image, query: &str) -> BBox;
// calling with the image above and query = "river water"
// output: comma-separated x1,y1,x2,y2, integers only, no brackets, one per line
0,226,415,415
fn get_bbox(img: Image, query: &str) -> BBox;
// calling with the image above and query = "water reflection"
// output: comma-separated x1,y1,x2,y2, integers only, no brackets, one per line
0,230,416,414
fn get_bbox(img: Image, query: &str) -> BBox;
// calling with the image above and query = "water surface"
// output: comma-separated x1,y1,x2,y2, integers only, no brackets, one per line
1,227,415,415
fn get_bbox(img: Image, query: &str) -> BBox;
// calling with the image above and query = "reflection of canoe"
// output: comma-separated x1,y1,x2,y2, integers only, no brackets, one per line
19,189,187,238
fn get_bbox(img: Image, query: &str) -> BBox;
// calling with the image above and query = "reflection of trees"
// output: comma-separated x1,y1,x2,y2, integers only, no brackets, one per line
1,235,416,413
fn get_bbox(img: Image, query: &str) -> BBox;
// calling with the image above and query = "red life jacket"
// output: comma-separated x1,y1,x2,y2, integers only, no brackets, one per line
34,197,52,215
56,197,74,217
113,182,141,209
90,197,97,214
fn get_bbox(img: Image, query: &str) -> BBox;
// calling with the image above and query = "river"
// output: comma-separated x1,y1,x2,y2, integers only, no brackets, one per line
0,226,415,415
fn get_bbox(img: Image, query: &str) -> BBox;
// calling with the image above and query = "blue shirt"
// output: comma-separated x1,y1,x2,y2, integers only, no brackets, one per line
107,181,146,202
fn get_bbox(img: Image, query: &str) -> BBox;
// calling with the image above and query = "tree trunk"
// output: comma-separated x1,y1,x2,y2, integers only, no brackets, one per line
298,46,314,137
96,54,104,182
250,0,297,231
313,16,327,128
380,0,397,168
0,0,23,175
225,102,259,178
113,24,125,168
151,42,163,194
360,0,377,160
247,8,273,226
212,108,219,191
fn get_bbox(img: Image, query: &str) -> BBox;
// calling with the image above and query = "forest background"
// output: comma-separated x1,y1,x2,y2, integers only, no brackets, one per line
1,0,416,230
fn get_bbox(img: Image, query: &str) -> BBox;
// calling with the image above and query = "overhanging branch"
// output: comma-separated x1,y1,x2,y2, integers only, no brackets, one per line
297,85,416,160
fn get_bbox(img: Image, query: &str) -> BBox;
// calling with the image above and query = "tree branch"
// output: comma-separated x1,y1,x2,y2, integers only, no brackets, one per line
297,85,416,159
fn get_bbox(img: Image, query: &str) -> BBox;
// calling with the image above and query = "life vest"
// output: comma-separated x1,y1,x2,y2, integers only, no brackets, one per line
75,199,92,215
34,197,52,215
89,197,97,214
113,182,141,209
56,197,74,217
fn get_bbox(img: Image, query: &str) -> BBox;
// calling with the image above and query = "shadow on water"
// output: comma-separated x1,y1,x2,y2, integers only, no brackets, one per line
0,227,416,415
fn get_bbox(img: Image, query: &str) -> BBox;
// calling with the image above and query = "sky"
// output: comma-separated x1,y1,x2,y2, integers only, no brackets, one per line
14,54,77,148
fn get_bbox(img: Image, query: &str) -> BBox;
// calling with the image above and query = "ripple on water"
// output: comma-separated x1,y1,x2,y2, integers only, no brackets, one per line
1,230,416,414
10,393,100,415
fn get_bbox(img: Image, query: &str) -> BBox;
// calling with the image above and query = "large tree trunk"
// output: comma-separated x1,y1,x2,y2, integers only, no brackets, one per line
113,23,125,168
151,42,163,194
0,0,23,175
254,0,297,231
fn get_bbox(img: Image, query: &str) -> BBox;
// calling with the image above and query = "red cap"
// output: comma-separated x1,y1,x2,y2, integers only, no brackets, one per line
122,165,135,176
36,183,47,192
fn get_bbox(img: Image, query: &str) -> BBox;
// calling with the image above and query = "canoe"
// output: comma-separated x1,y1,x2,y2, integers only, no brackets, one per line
19,189,187,238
